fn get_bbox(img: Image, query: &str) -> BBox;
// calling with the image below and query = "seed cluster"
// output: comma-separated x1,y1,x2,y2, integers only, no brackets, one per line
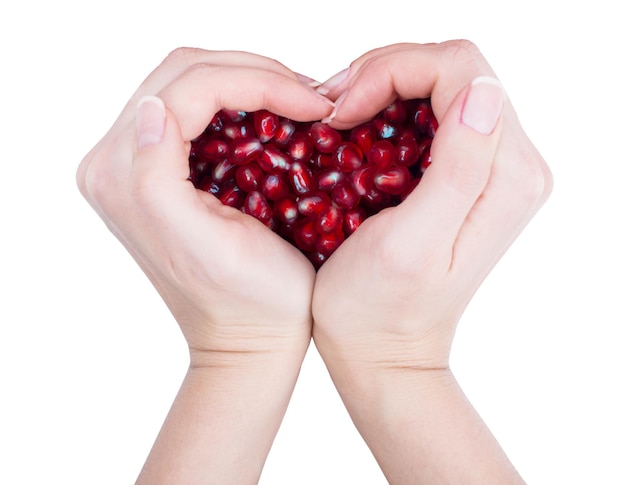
188,98,437,268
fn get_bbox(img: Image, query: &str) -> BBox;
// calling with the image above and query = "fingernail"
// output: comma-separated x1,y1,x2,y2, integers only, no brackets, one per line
461,76,505,135
136,95,165,149
321,89,348,124
296,72,322,88
317,67,350,96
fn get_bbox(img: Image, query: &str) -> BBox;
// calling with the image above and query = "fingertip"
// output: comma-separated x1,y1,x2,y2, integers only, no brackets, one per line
460,76,506,135
136,95,166,149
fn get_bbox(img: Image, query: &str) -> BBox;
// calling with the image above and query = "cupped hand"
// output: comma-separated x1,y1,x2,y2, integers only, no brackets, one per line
312,41,553,370
77,49,334,362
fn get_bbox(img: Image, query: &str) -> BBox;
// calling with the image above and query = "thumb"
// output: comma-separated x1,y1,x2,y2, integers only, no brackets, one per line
396,76,506,246
133,95,190,183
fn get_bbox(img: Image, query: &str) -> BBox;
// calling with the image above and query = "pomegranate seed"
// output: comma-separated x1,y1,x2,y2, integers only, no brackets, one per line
316,230,344,256
219,180,245,208
316,169,346,192
315,206,343,234
310,122,342,153
367,140,398,169
188,97,438,268
396,137,420,167
297,191,332,217
274,196,299,225
230,136,263,165
350,166,375,196
243,191,272,222
331,184,360,209
287,132,314,161
374,166,411,195
254,110,279,142
343,207,366,235
212,158,237,183
350,123,377,154
274,119,296,145
197,136,229,162
235,163,264,192
383,100,408,124
198,176,220,196
288,161,315,195
262,172,290,201
293,219,317,252
419,145,432,173
259,145,291,172
334,141,363,172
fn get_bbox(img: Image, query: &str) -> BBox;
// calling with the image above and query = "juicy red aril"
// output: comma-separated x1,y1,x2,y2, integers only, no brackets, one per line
334,141,363,172
310,122,342,153
189,98,437,268
230,136,264,165
254,110,279,143
374,166,411,195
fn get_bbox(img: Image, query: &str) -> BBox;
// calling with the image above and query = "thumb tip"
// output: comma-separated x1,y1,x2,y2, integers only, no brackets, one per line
136,95,166,149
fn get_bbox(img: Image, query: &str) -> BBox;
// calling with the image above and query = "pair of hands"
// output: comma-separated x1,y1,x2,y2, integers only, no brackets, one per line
77,41,552,483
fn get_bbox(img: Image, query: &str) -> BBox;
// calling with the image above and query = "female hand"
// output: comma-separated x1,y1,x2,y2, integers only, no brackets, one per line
77,48,333,360
311,41,552,484
77,48,333,483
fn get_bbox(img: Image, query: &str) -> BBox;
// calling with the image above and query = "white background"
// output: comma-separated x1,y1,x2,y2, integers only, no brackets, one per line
1,1,624,483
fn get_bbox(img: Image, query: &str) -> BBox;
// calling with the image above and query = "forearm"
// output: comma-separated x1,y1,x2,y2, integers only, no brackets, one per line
136,347,308,485
319,349,524,485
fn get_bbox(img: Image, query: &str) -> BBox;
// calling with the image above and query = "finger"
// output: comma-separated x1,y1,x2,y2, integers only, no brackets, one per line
156,65,334,140
390,76,506,254
323,40,495,130
448,119,553,283
109,49,308,135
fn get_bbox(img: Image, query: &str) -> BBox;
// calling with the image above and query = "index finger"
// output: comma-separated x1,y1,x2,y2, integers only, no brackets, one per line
323,40,496,130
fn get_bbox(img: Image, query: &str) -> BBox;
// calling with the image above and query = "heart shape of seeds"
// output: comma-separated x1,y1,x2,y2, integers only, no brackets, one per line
188,98,437,268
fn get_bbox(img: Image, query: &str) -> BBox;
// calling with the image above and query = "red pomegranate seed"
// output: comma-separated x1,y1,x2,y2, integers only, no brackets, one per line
343,207,366,235
367,140,397,169
331,184,360,209
274,119,296,145
219,180,245,208
374,166,411,195
293,219,317,252
396,136,420,167
230,136,263,165
310,122,342,153
197,136,229,162
223,121,254,139
212,158,237,183
254,110,279,143
274,196,299,225
258,144,292,172
235,162,264,192
334,141,363,172
221,109,247,122
311,152,334,169
315,206,343,234
316,169,346,192
350,166,375,196
243,191,273,222
288,161,315,195
373,118,399,141
198,176,220,196
297,191,332,217
350,123,377,154
383,100,408,124
316,230,344,256
287,132,314,161
262,172,290,201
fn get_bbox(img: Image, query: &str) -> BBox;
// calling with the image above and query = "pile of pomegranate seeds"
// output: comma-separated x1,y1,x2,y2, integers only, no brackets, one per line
188,98,437,268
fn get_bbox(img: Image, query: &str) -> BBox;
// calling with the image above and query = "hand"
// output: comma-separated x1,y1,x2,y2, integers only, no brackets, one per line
76,48,333,483
77,48,333,361
311,41,552,484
